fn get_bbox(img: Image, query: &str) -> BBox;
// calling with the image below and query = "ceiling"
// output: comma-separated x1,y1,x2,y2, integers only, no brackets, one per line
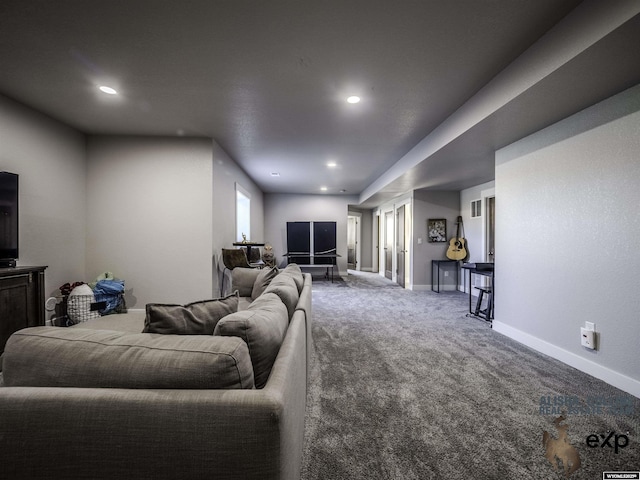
1,1,639,208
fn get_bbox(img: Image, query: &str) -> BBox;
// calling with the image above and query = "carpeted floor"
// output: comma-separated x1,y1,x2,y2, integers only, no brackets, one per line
301,271,639,479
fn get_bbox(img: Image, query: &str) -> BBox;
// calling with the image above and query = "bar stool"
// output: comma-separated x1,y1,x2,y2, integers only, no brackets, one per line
221,248,252,295
474,286,493,320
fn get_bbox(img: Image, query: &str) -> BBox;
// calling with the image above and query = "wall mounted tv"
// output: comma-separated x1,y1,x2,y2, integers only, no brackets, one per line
0,172,19,268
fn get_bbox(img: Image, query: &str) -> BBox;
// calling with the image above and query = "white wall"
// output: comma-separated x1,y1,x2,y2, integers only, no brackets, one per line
264,193,357,276
212,140,264,294
0,95,87,300
86,135,214,306
494,84,640,397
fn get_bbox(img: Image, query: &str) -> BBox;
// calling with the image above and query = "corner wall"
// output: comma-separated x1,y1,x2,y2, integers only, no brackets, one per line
494,84,640,397
212,141,264,294
86,135,214,306
0,95,87,300
412,190,460,289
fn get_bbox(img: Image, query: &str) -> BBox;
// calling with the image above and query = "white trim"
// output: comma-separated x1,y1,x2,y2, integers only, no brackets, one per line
347,211,362,272
412,284,431,291
493,321,640,399
480,187,495,263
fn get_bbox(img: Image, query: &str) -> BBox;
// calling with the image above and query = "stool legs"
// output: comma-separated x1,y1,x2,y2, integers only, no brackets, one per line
473,288,493,320
474,290,485,316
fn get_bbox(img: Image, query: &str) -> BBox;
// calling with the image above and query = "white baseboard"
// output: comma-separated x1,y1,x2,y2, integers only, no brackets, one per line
493,320,640,399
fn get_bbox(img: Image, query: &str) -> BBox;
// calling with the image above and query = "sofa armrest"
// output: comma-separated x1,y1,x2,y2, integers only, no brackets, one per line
0,316,307,480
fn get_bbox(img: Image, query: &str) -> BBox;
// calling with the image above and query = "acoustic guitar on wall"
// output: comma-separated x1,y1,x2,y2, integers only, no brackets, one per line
446,216,467,261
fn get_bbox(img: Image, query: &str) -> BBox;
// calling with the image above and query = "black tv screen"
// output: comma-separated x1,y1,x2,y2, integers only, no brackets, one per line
0,172,19,263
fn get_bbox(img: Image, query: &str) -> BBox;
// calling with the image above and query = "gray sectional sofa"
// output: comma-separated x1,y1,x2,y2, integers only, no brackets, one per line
0,264,312,480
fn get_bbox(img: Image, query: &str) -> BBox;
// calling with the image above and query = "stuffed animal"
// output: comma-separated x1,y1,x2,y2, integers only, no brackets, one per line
262,244,275,267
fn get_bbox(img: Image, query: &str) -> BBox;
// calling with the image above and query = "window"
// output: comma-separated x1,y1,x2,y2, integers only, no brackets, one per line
235,183,251,242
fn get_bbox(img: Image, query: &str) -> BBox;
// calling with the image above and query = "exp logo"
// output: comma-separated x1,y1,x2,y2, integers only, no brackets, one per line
587,431,629,454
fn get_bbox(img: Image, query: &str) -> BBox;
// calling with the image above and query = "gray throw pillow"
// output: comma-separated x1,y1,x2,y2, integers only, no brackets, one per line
263,274,299,318
214,292,288,388
282,263,304,293
143,291,239,335
251,265,279,300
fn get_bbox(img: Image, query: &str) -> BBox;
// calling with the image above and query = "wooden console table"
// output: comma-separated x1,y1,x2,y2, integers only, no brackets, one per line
0,266,47,355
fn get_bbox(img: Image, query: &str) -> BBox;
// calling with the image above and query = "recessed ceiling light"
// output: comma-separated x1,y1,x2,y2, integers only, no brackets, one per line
99,85,117,95
320,186,328,191
327,162,337,168
346,95,360,104
271,172,280,177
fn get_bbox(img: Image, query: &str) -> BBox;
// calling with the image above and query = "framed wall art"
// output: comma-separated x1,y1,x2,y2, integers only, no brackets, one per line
427,218,447,243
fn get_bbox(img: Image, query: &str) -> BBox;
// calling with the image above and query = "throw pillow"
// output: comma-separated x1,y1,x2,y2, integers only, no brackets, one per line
214,292,288,388
282,263,304,293
143,291,239,335
263,274,299,318
251,265,279,300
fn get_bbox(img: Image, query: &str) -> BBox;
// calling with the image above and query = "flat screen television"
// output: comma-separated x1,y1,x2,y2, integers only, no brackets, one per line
0,172,19,267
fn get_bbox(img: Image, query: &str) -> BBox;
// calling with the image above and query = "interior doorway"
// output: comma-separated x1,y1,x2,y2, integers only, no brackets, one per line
384,211,393,280
486,196,495,262
396,206,406,287
373,213,380,273
347,214,361,271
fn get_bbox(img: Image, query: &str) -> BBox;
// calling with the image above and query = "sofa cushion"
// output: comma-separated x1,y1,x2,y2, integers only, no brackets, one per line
72,311,145,333
2,327,254,389
143,292,239,335
231,267,260,297
263,274,299,318
214,292,288,388
251,265,279,300
282,263,304,294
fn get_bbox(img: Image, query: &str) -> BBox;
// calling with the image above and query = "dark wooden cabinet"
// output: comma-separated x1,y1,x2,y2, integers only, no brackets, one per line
0,266,47,355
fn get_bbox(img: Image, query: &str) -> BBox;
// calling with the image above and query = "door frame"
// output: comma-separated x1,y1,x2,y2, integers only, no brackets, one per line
347,211,362,271
396,205,406,288
383,209,394,280
373,212,380,273
481,186,495,263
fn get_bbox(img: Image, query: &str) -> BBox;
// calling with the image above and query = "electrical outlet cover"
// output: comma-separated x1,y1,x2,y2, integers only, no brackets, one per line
581,328,596,349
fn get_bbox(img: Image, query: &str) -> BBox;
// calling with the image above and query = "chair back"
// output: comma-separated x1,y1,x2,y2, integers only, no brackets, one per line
249,247,262,263
222,248,251,270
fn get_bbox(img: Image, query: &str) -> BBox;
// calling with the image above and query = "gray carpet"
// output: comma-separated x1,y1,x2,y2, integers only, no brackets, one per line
301,271,639,479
